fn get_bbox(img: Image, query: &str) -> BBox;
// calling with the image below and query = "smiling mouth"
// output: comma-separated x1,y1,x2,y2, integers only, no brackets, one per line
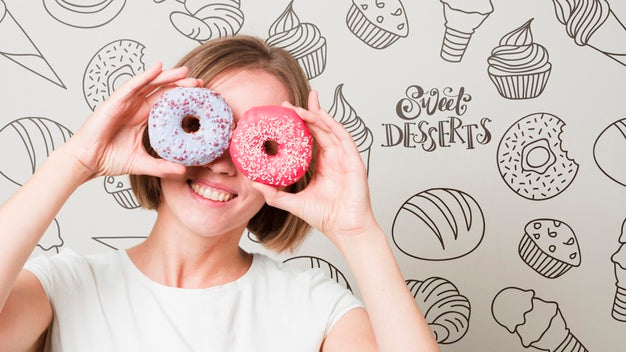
190,181,236,202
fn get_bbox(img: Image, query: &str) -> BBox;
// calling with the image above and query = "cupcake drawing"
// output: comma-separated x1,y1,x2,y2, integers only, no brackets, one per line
611,219,626,322
164,0,244,43
439,0,493,62
346,0,409,49
487,19,552,99
328,84,373,175
266,1,327,80
104,175,140,209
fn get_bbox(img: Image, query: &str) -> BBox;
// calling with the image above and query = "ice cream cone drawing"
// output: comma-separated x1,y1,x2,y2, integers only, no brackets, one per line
0,0,65,88
327,84,373,175
492,287,588,352
550,0,626,67
439,0,493,62
92,236,147,250
43,0,126,28
611,219,626,322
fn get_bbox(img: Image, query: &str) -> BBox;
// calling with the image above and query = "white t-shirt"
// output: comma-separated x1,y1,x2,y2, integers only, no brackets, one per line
24,249,363,352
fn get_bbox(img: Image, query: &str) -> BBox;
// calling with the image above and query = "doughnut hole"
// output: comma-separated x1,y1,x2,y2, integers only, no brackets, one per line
263,140,279,156
181,115,201,134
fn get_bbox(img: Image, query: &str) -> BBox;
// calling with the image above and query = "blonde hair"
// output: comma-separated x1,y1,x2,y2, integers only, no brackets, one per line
130,35,315,252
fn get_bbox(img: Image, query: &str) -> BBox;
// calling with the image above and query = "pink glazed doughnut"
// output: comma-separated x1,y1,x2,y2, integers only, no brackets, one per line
229,106,313,187
148,87,234,166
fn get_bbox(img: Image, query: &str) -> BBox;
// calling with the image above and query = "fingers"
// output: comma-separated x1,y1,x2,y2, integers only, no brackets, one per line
134,154,186,178
251,182,302,216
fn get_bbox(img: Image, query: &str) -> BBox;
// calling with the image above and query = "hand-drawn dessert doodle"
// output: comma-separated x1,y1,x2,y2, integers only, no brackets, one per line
154,0,244,43
406,277,471,344
497,112,578,201
283,256,353,292
35,218,64,254
92,236,147,250
549,0,626,67
42,0,126,28
492,287,588,352
0,117,73,186
0,0,65,88
392,188,485,261
346,0,409,50
266,1,327,80
104,175,140,209
519,219,581,279
328,84,373,175
593,117,626,187
83,39,146,111
439,0,493,62
487,19,552,99
611,219,626,322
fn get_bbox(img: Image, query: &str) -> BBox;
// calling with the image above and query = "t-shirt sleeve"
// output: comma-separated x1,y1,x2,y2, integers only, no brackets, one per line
306,268,365,337
23,248,85,309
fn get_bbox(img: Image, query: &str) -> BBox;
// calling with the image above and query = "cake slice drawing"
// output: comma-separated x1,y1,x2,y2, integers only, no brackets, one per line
550,0,626,66
0,0,65,88
611,219,626,322
439,0,493,62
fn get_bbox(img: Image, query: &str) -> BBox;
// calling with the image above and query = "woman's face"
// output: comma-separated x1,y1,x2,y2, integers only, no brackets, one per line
158,69,291,238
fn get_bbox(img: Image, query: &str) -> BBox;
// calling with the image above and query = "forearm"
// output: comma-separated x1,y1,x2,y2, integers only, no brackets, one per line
336,226,441,352
0,146,91,309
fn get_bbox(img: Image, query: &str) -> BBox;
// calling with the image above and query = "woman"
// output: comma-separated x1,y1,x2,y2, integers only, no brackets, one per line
0,35,440,351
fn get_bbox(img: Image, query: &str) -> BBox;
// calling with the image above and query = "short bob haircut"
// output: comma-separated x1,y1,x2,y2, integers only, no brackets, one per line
130,35,315,253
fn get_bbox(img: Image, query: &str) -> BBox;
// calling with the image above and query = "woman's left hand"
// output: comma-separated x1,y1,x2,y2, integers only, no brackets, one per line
252,90,379,245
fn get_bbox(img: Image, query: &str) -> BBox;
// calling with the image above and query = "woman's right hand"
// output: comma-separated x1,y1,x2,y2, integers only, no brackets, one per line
63,62,201,181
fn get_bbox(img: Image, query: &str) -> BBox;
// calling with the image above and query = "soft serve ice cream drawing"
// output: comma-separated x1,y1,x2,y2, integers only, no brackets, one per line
439,0,493,62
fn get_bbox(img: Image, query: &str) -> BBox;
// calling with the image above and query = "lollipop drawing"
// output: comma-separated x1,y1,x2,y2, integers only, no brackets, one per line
492,287,588,352
549,0,626,67
611,219,626,322
439,0,494,62
43,0,126,28
0,0,65,88
328,84,373,175
283,256,353,292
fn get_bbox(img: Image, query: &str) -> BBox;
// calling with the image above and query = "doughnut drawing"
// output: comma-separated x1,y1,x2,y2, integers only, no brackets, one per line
406,277,471,344
345,0,409,50
327,84,373,176
267,1,327,80
439,0,493,62
610,219,626,322
549,0,626,67
593,117,626,188
492,287,588,351
519,219,581,279
42,0,126,28
0,117,73,186
392,188,485,261
497,112,578,201
83,39,146,111
92,236,147,250
103,175,140,209
36,218,64,254
487,19,552,100
283,256,353,292
0,0,65,88
155,0,244,43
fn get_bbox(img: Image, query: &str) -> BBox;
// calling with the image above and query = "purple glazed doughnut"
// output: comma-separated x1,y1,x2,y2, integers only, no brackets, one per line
148,87,234,166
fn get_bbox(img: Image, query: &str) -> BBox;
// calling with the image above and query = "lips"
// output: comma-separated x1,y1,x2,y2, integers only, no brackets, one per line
190,181,236,202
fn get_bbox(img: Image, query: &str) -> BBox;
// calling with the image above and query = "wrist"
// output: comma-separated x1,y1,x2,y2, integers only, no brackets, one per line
51,144,96,184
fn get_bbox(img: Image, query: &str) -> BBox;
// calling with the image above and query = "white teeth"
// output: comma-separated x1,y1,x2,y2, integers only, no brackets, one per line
191,182,234,202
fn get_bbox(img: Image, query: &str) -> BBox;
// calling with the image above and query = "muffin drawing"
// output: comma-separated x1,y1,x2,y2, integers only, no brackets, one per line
346,0,409,49
328,84,373,175
104,175,140,209
610,219,626,322
439,0,493,62
519,219,581,279
43,0,126,28
168,0,244,43
266,1,327,80
487,19,552,99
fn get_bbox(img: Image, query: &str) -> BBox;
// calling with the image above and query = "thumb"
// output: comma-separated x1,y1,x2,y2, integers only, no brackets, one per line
251,182,302,216
134,155,186,178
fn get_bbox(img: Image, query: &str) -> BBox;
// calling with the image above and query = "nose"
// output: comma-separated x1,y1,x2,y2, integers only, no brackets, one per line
203,151,237,176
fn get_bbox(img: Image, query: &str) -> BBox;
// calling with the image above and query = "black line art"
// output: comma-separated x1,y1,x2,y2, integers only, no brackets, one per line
439,0,493,62
36,218,64,254
92,236,147,250
246,230,260,244
154,0,244,43
519,219,581,279
497,113,578,201
104,175,140,209
593,117,626,187
42,0,126,28
487,19,552,99
492,287,588,351
283,256,352,292
0,0,65,88
611,218,626,322
345,0,409,50
549,0,626,67
328,84,373,176
266,1,327,80
0,117,73,186
407,277,471,344
392,188,485,261
83,39,146,111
